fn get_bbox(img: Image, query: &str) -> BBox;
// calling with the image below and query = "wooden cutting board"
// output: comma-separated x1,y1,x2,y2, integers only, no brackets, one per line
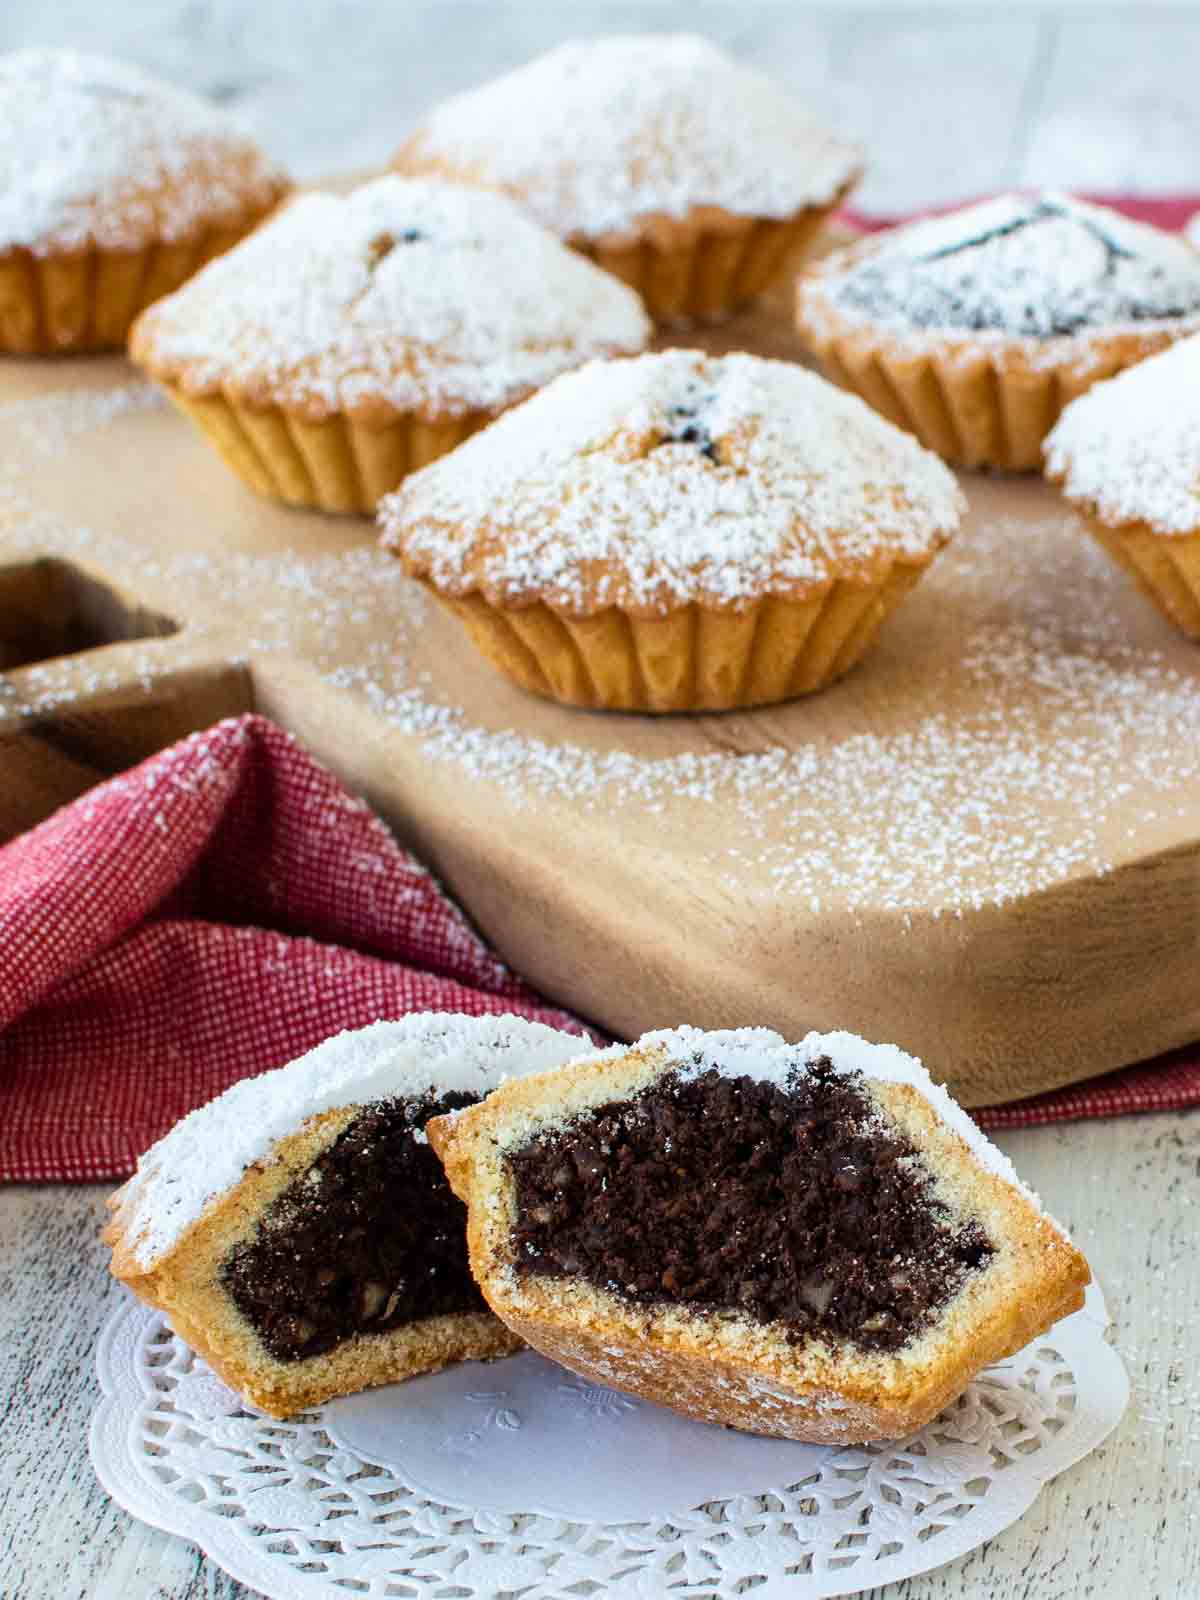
3,285,1199,1107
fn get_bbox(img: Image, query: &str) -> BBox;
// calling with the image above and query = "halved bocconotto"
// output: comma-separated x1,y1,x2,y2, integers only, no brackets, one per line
104,1013,588,1417
428,1025,1090,1443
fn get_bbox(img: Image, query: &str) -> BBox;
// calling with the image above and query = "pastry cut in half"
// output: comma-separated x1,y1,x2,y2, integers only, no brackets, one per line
428,1026,1091,1444
0,49,288,354
104,1013,588,1417
1045,333,1200,639
394,33,863,326
379,349,963,711
795,191,1200,471
128,175,651,513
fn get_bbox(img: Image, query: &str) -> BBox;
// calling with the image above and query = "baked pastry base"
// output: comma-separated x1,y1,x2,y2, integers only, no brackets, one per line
1084,519,1200,640
429,1045,1090,1443
581,199,847,327
164,387,487,515
0,212,280,356
433,563,928,712
795,299,1181,473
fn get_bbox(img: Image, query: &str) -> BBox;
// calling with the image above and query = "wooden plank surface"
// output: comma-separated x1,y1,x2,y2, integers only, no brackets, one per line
4,321,1200,1108
2,5,1200,1598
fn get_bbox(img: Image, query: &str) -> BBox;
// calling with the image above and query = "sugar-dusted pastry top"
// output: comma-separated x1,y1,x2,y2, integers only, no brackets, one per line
396,33,863,241
381,349,964,615
0,49,286,256
1045,333,1200,535
113,1012,587,1271
130,175,652,421
803,192,1200,352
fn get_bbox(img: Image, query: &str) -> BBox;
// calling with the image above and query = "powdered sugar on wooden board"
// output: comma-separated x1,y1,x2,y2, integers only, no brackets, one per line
1045,333,1200,535
398,33,862,241
802,192,1200,367
131,176,650,420
0,49,284,255
3,384,1199,922
383,350,963,611
115,1013,585,1270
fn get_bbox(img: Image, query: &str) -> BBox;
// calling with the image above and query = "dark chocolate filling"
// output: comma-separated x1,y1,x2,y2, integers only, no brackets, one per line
221,1092,483,1362
835,198,1200,336
660,402,719,462
508,1061,993,1353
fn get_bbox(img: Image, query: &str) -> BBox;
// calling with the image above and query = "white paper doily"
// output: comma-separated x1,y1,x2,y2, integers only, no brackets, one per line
91,1283,1126,1599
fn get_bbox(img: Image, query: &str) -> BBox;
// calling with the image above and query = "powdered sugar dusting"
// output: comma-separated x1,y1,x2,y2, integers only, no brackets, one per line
383,350,963,612
120,1013,585,1269
1045,333,1200,535
131,175,650,420
399,33,862,241
802,192,1200,368
0,49,285,255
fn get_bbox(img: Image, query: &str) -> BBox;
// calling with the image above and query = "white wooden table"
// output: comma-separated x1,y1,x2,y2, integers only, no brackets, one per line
2,5,1199,1597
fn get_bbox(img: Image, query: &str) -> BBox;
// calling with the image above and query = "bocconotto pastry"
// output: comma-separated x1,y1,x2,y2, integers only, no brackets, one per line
128,175,651,513
394,33,862,325
796,191,1200,471
379,349,963,712
0,49,288,354
104,1013,587,1417
1045,333,1200,639
428,1025,1091,1444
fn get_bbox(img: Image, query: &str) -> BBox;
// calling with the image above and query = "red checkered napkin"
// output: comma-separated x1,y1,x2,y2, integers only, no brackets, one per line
2,712,1197,1183
0,715,588,1182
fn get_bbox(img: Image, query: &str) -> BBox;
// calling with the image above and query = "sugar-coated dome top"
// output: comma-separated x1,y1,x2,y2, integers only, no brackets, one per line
1046,333,1200,535
802,192,1200,351
382,349,964,616
0,48,287,255
396,33,863,241
130,175,652,422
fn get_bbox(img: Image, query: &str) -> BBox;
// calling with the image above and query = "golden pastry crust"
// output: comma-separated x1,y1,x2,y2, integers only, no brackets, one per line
433,573,929,712
796,271,1167,473
0,212,276,356
571,191,859,326
428,1034,1091,1444
1066,519,1200,640
104,1105,522,1418
0,191,285,358
156,389,487,515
